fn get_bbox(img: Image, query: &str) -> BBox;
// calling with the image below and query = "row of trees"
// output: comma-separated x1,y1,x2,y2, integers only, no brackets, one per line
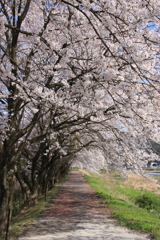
0,0,159,234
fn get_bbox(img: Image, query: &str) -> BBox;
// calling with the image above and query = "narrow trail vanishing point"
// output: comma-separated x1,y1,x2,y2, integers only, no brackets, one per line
17,171,150,240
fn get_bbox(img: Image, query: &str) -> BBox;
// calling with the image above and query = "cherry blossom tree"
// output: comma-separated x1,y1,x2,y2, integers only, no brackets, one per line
0,0,160,233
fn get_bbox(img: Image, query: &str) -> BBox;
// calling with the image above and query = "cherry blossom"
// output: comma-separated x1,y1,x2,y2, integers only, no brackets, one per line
0,0,160,233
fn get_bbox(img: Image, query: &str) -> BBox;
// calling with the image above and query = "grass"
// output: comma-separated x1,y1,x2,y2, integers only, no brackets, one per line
153,176,160,186
12,189,24,218
83,170,160,240
1,188,57,240
72,166,80,170
144,167,160,172
0,176,68,240
2,169,160,239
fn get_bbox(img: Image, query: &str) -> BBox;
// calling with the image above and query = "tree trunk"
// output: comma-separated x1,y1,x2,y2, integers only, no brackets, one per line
0,171,15,234
15,170,39,207
0,173,9,234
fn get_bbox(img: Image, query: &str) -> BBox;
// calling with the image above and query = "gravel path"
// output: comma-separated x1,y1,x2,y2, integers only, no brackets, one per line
17,171,150,240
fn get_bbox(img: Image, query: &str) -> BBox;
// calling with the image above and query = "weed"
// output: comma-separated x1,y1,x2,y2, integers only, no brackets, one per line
135,193,160,212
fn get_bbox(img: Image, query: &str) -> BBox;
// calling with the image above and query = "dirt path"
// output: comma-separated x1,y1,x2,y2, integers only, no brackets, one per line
17,171,150,240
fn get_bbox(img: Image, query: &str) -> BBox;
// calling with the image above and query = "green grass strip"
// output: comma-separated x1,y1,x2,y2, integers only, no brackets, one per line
84,174,160,240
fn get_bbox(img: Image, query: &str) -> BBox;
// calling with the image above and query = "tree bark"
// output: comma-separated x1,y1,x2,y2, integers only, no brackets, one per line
0,171,15,234
15,170,38,207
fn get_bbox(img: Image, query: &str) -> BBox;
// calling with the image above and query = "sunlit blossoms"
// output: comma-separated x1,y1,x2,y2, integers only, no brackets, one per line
0,0,159,233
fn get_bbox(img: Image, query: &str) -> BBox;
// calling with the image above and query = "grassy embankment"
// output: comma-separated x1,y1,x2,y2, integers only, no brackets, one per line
81,168,160,240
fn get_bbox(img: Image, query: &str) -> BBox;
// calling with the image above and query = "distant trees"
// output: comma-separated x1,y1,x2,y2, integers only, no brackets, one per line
0,0,160,233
